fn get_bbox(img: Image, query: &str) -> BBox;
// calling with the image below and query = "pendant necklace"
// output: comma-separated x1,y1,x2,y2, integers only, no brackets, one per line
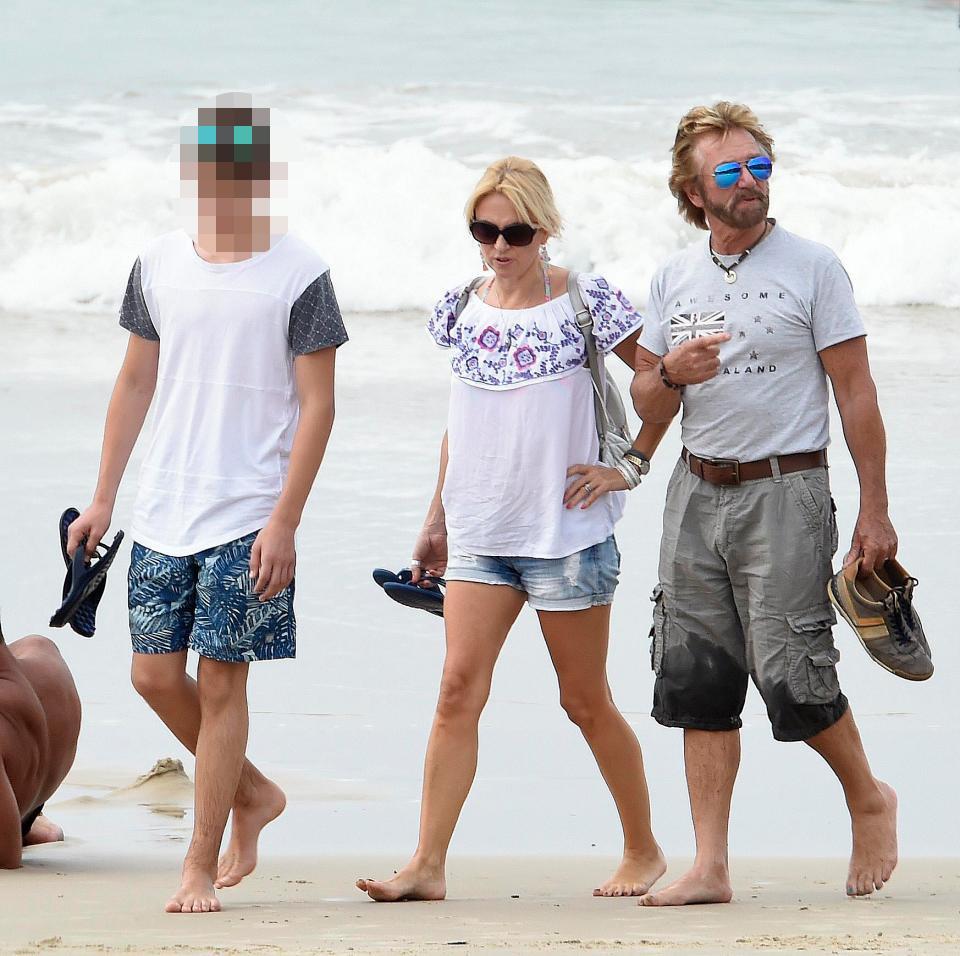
709,220,772,284
480,266,551,309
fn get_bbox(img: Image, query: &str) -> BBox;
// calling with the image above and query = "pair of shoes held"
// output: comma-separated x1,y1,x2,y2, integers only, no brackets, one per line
372,567,444,618
829,557,932,681
49,507,124,638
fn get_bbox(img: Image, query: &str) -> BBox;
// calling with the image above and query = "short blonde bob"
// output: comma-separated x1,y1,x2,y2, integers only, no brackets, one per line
669,102,776,230
464,156,563,236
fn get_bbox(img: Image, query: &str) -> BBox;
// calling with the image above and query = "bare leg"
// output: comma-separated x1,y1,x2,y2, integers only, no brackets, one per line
640,729,738,906
805,708,897,896
356,582,525,901
165,657,250,913
132,652,285,888
538,606,665,897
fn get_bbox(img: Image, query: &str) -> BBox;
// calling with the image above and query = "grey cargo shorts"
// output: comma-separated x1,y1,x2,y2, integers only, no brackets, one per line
650,458,848,742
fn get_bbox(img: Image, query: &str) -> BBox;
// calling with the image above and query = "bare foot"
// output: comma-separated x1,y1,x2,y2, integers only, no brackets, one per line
215,779,286,889
165,864,221,913
594,848,667,897
22,814,64,846
847,780,898,897
638,864,732,906
356,861,446,902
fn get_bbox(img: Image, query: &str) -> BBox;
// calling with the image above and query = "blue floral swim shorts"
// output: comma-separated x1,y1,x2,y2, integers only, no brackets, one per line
127,531,296,662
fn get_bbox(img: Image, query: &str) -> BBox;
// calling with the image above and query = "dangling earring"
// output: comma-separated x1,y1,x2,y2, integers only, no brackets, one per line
481,250,489,272
539,244,551,301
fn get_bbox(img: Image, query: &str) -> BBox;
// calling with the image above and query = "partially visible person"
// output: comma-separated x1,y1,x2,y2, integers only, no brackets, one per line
630,101,899,905
357,156,669,903
0,621,81,868
67,93,347,913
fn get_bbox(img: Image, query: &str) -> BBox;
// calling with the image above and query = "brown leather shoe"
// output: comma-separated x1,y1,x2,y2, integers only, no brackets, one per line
828,559,933,681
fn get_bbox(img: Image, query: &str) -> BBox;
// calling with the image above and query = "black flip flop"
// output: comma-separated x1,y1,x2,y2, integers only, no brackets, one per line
372,567,444,618
50,507,124,637
372,567,413,587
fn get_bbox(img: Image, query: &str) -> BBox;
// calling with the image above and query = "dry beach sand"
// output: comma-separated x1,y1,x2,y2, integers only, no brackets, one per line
4,850,959,955
2,762,959,956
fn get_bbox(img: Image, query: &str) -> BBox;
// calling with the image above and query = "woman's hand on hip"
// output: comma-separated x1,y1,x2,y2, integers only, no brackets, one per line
564,464,628,510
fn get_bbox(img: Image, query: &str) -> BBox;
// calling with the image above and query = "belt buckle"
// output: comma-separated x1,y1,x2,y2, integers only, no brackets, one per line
702,457,741,485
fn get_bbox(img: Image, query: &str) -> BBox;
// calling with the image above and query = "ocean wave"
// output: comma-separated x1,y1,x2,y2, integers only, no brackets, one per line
1,138,958,313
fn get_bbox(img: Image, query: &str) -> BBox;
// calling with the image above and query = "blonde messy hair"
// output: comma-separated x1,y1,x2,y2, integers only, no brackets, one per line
670,102,776,230
464,156,563,236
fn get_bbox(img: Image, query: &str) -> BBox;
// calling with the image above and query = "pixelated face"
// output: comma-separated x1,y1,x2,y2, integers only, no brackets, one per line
179,95,285,256
180,105,271,200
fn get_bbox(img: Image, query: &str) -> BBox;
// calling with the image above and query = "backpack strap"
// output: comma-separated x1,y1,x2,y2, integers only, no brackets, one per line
567,271,611,457
447,276,486,339
455,275,486,318
568,270,599,369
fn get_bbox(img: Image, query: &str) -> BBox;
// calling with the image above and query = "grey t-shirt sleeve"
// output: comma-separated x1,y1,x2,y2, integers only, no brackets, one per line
637,270,668,357
288,271,349,355
118,258,159,341
811,254,866,352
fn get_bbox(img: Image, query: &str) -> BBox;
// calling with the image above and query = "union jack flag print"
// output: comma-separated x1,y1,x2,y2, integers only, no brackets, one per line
669,311,726,345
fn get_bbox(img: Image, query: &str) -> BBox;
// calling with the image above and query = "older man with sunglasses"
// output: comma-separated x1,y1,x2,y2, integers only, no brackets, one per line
630,102,899,905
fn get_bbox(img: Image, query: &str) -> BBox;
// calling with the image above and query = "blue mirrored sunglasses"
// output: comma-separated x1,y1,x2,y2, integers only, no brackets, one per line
713,156,773,189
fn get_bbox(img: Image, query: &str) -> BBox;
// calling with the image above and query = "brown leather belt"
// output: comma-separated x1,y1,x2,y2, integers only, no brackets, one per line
682,448,827,486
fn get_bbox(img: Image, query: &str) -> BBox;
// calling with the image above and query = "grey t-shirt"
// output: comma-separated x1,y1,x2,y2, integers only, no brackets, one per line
639,223,865,461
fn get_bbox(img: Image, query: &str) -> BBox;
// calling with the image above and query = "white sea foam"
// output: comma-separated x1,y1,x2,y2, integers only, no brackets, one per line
1,88,958,314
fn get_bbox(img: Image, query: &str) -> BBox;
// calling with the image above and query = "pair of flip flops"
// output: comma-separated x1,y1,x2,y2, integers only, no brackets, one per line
373,567,444,617
49,507,124,638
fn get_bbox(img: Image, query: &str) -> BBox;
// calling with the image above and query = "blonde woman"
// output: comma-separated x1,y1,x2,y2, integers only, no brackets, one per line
357,158,668,901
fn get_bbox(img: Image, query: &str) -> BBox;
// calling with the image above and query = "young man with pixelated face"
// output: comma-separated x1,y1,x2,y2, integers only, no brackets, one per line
68,93,347,913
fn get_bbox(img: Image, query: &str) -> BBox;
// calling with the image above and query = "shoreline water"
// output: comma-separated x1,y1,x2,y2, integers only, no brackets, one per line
2,304,958,863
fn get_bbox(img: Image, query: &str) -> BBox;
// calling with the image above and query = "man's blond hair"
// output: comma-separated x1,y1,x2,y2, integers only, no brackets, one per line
464,156,562,236
669,102,776,230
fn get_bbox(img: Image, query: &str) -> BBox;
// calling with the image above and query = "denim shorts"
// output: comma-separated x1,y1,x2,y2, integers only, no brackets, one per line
444,535,620,611
128,531,296,663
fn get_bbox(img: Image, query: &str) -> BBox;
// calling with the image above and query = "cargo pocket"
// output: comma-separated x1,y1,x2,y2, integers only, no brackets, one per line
786,604,841,704
649,584,667,676
786,473,825,536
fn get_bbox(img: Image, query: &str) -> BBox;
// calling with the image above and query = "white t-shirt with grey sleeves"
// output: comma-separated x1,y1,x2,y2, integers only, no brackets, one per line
119,230,348,557
429,274,642,559
638,223,866,463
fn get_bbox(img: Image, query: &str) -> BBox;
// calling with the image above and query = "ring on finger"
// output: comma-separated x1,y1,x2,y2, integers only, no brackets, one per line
584,482,592,493
410,559,422,566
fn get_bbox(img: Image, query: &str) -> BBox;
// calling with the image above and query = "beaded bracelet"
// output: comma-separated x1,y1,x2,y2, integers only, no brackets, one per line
659,358,682,391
